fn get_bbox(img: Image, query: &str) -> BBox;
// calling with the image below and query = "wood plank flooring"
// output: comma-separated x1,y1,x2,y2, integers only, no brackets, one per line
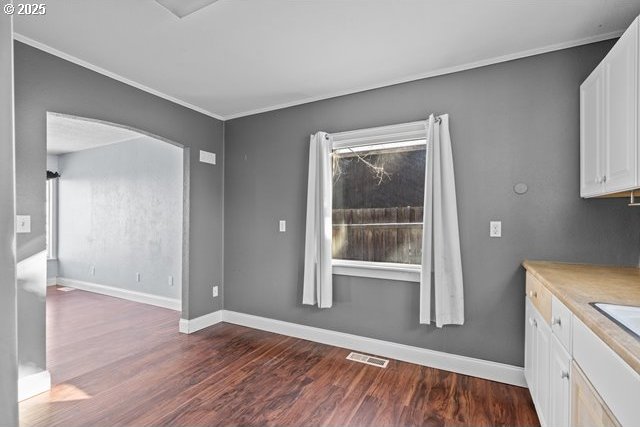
19,286,539,426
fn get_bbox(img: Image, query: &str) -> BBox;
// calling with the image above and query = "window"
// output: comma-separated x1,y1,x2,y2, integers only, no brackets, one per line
46,178,57,259
330,122,426,281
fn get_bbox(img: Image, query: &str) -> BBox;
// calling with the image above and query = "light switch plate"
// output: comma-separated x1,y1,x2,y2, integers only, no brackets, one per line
16,215,31,233
199,150,216,165
279,220,286,232
212,285,219,298
489,221,502,238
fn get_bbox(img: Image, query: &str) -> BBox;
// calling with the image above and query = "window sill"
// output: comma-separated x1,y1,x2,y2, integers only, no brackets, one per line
332,260,421,282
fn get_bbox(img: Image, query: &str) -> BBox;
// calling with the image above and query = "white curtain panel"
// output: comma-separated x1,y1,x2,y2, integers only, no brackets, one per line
420,114,464,327
302,132,333,308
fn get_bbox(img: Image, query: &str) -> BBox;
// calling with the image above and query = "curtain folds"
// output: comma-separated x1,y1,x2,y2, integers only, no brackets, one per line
302,132,333,308
420,114,464,327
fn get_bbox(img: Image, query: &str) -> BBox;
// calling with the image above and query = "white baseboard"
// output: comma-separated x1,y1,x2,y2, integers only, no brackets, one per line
222,310,526,387
46,277,57,287
174,309,525,386
18,370,51,401
179,310,223,334
57,277,180,311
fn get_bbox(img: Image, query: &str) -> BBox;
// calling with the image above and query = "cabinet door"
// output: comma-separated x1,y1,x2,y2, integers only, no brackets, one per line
549,335,571,427
524,298,536,392
580,66,605,197
535,313,551,427
604,19,638,193
571,361,621,427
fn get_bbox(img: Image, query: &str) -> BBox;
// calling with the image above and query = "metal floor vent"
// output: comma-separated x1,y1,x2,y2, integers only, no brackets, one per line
346,352,389,368
57,287,76,292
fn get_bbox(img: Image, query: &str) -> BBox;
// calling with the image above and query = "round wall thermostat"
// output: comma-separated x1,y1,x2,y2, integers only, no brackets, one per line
514,183,528,195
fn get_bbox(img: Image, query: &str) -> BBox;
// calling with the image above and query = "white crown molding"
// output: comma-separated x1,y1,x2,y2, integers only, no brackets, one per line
179,310,223,334
184,310,523,386
223,30,623,120
12,32,225,121
18,370,51,401
15,29,621,122
57,277,180,311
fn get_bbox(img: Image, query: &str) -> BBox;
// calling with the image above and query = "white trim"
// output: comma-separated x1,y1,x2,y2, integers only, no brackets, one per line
332,259,420,282
14,29,622,121
56,277,180,311
46,277,57,287
18,370,51,401
223,30,623,120
331,120,427,150
178,310,223,334
12,33,225,121
174,309,525,385
221,310,526,387
46,178,58,260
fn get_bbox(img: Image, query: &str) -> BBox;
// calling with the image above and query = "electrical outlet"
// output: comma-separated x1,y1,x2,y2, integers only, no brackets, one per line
489,221,502,238
90,265,95,276
168,275,174,286
212,285,219,298
136,272,141,282
279,220,286,232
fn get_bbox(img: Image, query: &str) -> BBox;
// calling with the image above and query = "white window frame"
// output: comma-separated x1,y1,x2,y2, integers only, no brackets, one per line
330,120,427,283
46,178,58,260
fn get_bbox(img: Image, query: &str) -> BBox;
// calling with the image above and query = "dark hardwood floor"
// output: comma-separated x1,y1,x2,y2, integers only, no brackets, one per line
20,286,539,427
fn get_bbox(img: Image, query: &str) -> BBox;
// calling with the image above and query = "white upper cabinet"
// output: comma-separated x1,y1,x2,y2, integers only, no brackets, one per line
580,66,605,196
581,17,639,197
604,20,638,192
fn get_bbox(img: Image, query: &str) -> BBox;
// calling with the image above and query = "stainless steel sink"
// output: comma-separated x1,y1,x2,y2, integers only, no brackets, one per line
592,303,640,339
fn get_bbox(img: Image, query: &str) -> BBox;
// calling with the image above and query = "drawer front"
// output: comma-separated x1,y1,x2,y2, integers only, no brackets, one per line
526,272,552,324
573,318,640,426
551,296,573,354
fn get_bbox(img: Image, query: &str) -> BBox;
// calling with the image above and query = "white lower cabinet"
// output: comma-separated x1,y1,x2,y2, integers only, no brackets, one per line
573,318,638,426
535,313,551,426
524,299,536,390
549,334,571,427
524,297,552,427
524,297,571,427
525,289,635,427
571,361,620,427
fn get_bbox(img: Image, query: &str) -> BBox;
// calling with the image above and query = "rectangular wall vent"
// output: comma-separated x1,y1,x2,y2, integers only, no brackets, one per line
346,352,389,368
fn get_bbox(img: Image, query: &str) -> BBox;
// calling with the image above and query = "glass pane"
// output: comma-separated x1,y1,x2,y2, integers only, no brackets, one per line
332,140,425,264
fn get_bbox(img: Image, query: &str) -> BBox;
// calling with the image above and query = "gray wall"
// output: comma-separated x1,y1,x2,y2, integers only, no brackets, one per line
225,40,640,367
14,41,224,378
57,136,183,300
0,15,18,427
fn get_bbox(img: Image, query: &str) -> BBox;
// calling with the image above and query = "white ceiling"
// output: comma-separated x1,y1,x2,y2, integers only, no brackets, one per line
47,113,142,155
15,1,640,119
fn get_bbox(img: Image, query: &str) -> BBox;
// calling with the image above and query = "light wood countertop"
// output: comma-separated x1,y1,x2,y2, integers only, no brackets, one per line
522,260,640,375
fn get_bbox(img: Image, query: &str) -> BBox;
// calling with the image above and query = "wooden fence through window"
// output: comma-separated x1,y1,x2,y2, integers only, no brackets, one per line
332,206,423,264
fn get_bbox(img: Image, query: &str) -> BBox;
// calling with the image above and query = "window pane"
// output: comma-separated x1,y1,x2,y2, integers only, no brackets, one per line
332,140,425,264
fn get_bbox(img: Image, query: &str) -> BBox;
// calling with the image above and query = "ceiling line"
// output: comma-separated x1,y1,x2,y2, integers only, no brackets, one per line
13,32,226,121
14,29,623,121
223,29,623,120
